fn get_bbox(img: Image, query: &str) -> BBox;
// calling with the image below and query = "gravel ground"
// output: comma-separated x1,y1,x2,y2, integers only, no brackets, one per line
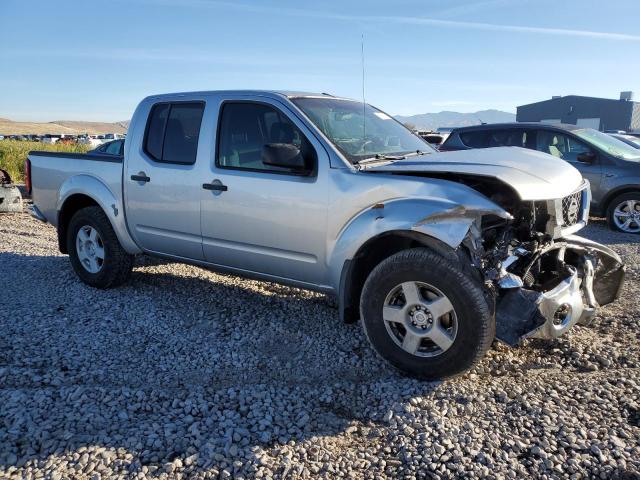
0,210,638,479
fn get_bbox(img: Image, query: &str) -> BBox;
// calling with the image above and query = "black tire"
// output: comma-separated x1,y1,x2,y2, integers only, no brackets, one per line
360,248,494,379
606,192,640,234
67,206,134,288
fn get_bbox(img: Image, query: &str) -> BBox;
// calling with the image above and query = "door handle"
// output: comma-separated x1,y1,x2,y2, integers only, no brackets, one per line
203,181,228,192
131,173,151,183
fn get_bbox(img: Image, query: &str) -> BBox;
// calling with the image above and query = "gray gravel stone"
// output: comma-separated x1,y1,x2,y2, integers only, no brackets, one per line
0,211,639,479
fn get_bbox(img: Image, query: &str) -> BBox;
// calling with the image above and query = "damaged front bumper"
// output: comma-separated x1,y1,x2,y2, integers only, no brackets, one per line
494,235,625,346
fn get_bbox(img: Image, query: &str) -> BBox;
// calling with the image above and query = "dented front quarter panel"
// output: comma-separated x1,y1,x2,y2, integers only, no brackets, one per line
326,170,511,290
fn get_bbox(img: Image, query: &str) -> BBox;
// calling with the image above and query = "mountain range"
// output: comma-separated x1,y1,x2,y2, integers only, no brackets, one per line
394,109,516,131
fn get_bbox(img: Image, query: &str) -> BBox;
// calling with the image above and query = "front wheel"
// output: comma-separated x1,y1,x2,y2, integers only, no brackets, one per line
606,192,640,234
360,248,494,379
67,206,134,288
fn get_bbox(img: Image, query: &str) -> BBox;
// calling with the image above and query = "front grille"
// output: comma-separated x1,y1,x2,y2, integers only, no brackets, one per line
561,190,583,226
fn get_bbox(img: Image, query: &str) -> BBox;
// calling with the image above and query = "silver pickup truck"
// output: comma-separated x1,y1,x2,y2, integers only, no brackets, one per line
26,90,625,379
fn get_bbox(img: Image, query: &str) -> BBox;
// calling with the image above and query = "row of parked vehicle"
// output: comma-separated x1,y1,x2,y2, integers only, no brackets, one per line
0,133,125,146
414,124,640,233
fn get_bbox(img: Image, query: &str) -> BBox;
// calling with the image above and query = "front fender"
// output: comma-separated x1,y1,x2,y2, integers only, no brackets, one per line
57,175,141,254
328,195,511,290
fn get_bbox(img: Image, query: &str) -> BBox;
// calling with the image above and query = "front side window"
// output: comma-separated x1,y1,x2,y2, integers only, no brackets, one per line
217,102,315,173
144,102,204,165
291,97,432,163
536,130,593,162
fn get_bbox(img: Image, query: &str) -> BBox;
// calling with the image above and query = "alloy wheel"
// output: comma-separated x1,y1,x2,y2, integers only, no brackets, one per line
382,281,458,357
76,225,105,273
612,199,640,233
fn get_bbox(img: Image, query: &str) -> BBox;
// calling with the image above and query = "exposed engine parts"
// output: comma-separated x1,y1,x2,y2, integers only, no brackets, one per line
458,179,625,346
475,227,624,346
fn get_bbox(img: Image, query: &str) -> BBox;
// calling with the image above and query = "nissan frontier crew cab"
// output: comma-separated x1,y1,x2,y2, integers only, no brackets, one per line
26,91,625,379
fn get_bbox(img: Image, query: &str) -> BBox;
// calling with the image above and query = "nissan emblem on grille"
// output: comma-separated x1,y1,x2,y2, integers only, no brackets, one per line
566,196,580,223
562,191,582,226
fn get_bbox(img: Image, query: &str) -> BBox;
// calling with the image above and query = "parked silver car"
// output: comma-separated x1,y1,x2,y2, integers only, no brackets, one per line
26,91,624,378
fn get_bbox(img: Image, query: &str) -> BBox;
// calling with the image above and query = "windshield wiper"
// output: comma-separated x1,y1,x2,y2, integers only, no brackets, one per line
403,149,430,158
356,154,406,165
356,150,431,166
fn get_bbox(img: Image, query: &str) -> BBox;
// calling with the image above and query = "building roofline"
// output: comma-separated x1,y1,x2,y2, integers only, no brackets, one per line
518,94,638,109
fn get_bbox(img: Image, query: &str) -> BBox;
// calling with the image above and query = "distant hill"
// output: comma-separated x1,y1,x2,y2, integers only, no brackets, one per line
0,118,129,135
395,109,516,131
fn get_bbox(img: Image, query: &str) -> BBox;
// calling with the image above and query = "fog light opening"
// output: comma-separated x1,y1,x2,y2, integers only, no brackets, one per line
553,303,572,327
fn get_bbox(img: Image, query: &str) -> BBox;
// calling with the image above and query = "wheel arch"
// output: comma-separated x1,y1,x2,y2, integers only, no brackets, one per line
57,194,99,253
599,184,640,216
330,196,509,323
338,230,460,323
56,175,141,255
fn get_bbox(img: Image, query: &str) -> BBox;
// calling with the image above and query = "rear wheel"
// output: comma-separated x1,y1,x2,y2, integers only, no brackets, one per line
67,206,134,288
607,192,640,234
360,248,494,379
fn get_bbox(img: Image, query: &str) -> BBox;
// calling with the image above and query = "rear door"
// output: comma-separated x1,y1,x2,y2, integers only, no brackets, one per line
124,100,206,260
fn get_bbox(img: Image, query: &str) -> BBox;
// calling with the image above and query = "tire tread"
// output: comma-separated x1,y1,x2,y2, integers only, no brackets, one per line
67,206,134,288
360,247,494,379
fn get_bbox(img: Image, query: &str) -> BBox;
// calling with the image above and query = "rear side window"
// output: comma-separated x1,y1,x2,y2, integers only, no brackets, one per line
144,102,204,165
459,131,489,148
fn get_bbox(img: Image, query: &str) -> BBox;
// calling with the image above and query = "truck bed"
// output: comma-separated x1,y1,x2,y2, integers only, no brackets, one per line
28,151,124,227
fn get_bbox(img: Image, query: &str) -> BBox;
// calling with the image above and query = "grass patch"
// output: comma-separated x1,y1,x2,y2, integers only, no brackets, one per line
0,140,91,183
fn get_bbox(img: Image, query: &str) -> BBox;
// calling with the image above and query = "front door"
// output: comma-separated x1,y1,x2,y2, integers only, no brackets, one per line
125,101,206,260
200,98,329,286
535,129,602,194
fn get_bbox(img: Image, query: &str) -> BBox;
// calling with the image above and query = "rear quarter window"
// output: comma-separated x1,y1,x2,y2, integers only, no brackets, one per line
145,104,170,160
460,131,489,148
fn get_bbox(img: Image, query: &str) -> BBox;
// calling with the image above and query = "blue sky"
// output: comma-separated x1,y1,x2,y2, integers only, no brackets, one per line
1,0,639,121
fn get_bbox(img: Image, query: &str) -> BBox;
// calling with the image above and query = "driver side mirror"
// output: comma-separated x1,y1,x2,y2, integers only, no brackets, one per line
261,143,311,174
577,151,596,163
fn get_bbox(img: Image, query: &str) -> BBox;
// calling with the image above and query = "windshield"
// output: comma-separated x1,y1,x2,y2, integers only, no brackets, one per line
574,128,640,161
291,97,433,163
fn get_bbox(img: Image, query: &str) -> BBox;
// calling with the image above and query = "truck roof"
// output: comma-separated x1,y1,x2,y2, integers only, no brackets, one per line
143,90,358,102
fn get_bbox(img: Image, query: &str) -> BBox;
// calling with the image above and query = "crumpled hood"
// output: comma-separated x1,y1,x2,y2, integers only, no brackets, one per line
361,146,584,200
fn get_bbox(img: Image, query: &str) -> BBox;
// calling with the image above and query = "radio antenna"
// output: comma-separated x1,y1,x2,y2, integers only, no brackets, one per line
361,33,366,139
